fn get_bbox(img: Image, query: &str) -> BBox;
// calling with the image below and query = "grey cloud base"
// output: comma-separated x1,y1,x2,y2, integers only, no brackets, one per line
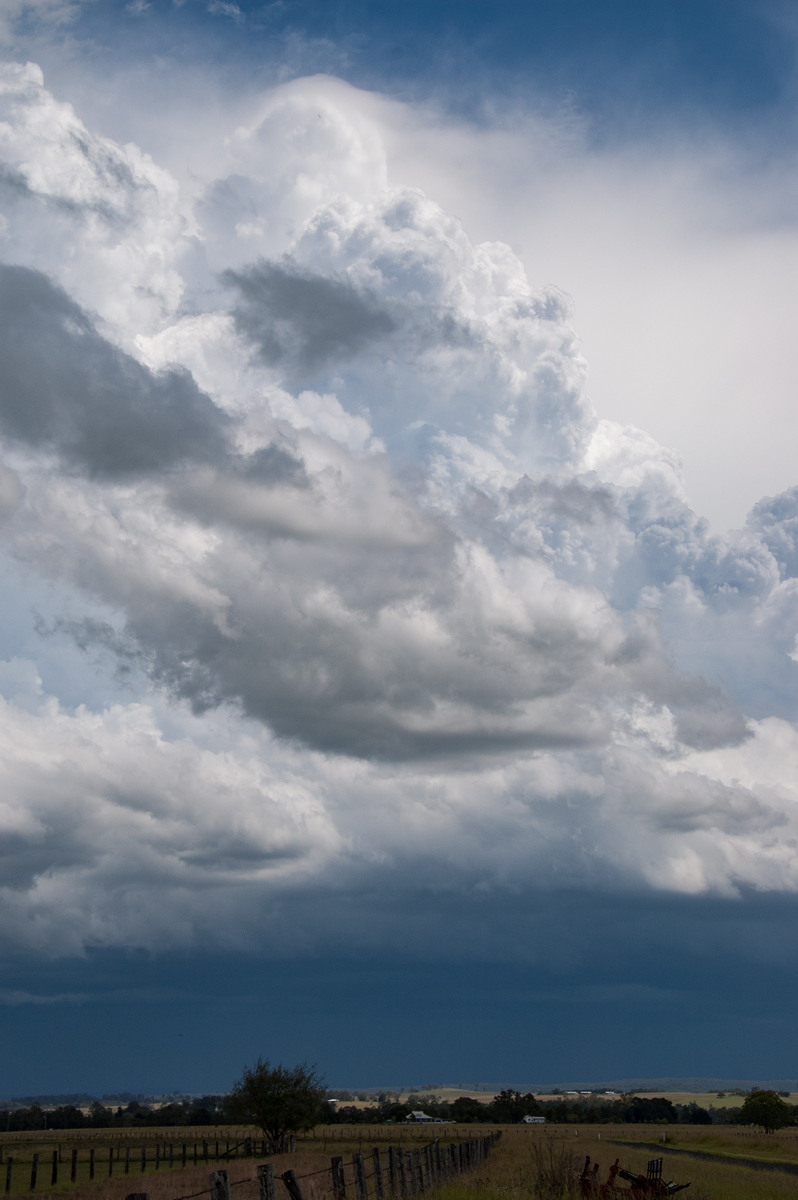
0,265,230,477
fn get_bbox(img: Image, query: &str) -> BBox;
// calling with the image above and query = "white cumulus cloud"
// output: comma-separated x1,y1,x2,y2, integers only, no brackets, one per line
0,61,797,957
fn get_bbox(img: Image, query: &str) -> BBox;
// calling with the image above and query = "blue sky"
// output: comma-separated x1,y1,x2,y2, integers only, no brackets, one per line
69,0,795,112
0,0,797,1097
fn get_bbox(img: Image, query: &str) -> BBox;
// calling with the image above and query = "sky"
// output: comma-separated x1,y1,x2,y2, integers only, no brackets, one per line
0,0,798,1097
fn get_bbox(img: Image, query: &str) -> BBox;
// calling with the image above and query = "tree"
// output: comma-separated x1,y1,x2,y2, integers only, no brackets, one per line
227,1059,326,1150
739,1090,793,1133
489,1090,541,1122
381,1101,410,1123
677,1102,712,1125
451,1096,487,1123
624,1096,677,1124
89,1101,112,1128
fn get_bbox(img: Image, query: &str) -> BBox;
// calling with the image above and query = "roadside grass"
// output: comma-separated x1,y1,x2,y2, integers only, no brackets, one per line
653,1126,798,1162
418,1126,798,1200
497,1127,798,1200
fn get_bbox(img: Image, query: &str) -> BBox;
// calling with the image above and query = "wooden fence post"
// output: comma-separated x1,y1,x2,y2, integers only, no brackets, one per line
258,1162,276,1200
210,1170,231,1200
331,1155,346,1200
141,1146,147,1173
280,1169,307,1200
108,1147,114,1177
70,1147,78,1183
353,1154,368,1200
182,1144,187,1168
29,1153,39,1191
4,1158,11,1196
387,1145,398,1195
412,1150,423,1194
396,1149,408,1198
372,1148,384,1200
89,1149,95,1181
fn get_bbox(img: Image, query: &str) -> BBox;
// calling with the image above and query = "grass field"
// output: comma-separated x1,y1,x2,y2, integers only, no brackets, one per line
429,1124,798,1200
4,1122,798,1200
623,1091,755,1109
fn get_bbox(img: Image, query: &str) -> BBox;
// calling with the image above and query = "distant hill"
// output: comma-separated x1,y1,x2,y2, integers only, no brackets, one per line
5,1078,796,1110
553,1078,798,1093
333,1078,798,1096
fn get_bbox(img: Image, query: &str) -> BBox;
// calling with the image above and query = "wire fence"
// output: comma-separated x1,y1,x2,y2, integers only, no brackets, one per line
146,1132,502,1200
0,1137,287,1195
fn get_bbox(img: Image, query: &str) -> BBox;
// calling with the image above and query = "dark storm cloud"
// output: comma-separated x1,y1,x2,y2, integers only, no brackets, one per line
241,444,308,486
0,265,230,477
224,259,396,374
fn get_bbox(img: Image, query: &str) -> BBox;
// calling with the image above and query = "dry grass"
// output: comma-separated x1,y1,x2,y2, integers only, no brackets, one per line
654,1125,798,1161
31,1150,327,1200
437,1125,798,1200
0,1125,481,1200
7,1123,798,1200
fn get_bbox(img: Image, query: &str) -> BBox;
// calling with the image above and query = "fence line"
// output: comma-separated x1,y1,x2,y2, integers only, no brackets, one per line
136,1132,501,1200
0,1128,506,1198
1,1137,298,1196
208,1133,497,1200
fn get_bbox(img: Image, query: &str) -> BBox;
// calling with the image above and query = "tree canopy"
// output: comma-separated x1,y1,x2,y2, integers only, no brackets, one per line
624,1096,677,1124
739,1090,793,1133
228,1059,326,1149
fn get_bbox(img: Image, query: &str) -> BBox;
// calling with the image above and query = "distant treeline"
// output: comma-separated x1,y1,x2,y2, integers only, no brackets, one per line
326,1090,780,1127
2,1088,793,1131
0,1093,162,1109
0,1096,228,1131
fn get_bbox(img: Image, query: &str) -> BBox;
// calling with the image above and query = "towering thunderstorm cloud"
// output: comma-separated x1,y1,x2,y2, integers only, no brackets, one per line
1,57,798,960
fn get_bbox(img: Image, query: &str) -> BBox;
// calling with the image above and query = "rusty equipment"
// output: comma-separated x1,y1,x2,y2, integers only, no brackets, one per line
579,1155,691,1198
